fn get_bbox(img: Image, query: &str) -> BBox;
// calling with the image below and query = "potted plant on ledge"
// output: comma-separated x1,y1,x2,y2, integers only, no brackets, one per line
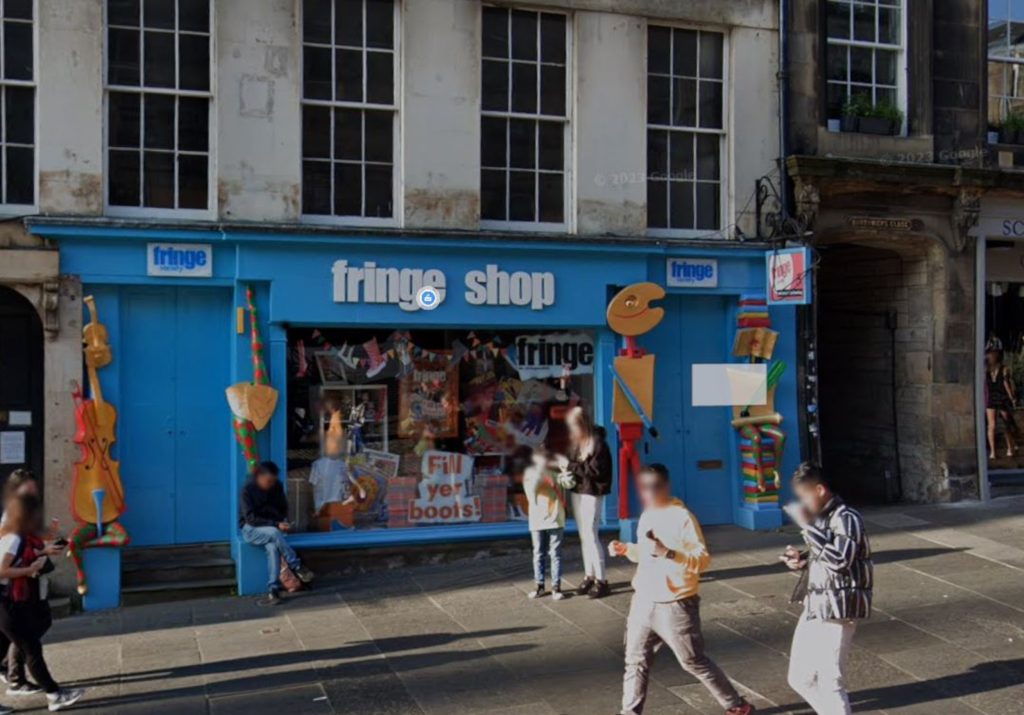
999,111,1024,145
860,101,904,136
841,95,869,133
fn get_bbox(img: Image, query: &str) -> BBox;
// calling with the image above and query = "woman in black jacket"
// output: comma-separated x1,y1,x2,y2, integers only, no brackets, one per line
561,407,613,599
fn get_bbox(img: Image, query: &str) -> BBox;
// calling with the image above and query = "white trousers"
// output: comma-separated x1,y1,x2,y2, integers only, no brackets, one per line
787,616,856,715
571,492,606,581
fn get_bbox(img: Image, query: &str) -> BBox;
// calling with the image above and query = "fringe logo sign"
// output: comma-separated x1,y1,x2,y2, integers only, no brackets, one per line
766,247,812,305
410,450,481,524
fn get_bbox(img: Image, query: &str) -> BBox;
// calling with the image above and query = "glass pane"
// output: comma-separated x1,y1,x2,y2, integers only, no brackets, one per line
335,0,362,47
303,46,332,100
481,169,506,220
364,163,392,218
4,0,30,19
876,48,897,86
482,7,509,59
109,91,141,147
177,154,207,209
511,62,537,113
648,26,671,75
826,81,846,119
647,129,668,178
3,86,32,144
143,151,175,208
302,160,331,214
335,48,363,102
827,1,851,39
143,0,174,29
364,109,392,163
108,0,140,26
540,64,564,116
4,146,32,204
508,118,535,169
696,182,720,230
538,122,562,171
511,10,537,61
827,44,848,82
698,81,722,129
647,179,667,228
108,28,141,85
853,3,875,42
303,105,331,158
669,181,694,229
673,29,697,77
366,51,393,104
540,13,565,63
366,0,394,49
538,172,563,223
672,77,698,127
178,34,210,91
508,170,535,221
177,96,208,152
699,32,723,80
143,93,175,149
334,162,362,215
334,108,361,161
179,0,209,32
696,134,719,181
850,46,872,83
143,30,175,87
668,131,693,179
109,150,141,206
875,86,897,107
3,21,32,80
647,75,671,125
303,0,332,44
482,59,509,111
878,7,900,45
481,117,507,168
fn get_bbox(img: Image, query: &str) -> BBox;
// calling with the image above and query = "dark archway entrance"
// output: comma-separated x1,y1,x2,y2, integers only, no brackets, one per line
0,286,44,490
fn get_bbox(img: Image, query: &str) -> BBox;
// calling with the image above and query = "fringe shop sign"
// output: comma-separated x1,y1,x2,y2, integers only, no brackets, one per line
410,450,480,524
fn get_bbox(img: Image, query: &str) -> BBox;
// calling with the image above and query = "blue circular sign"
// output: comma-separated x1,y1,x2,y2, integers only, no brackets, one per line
416,285,441,311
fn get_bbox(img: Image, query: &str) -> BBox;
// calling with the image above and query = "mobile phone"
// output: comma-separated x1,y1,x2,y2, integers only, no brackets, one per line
53,538,69,548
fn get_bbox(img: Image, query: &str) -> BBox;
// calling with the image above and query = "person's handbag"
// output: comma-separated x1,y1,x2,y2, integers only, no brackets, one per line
279,558,303,593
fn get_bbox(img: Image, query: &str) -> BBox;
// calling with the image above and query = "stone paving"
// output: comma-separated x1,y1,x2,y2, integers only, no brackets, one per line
14,496,1024,714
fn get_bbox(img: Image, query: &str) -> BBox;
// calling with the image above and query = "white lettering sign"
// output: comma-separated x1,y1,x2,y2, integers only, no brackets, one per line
464,264,555,311
147,243,213,277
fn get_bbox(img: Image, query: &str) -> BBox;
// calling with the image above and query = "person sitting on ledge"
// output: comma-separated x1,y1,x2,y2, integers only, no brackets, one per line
239,461,314,606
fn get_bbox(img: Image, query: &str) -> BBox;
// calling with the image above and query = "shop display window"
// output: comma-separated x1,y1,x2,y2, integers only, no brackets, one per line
286,328,596,532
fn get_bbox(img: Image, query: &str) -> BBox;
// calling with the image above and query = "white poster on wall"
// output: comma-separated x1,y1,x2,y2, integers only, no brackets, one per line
409,451,480,524
0,431,26,465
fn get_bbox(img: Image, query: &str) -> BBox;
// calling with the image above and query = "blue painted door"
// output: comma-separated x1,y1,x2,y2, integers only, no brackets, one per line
644,294,734,525
119,286,231,545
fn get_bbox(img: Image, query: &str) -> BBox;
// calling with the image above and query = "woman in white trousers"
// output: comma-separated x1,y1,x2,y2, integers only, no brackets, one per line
562,407,614,599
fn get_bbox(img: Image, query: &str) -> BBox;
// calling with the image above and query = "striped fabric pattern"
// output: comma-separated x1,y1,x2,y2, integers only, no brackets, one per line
802,498,873,621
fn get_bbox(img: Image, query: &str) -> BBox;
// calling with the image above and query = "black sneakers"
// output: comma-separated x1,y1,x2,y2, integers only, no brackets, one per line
256,589,283,607
589,580,611,599
576,576,595,596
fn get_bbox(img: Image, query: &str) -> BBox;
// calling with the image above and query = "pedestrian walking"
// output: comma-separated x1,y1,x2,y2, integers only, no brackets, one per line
521,447,568,601
239,461,315,606
609,464,754,715
781,462,873,715
558,406,613,599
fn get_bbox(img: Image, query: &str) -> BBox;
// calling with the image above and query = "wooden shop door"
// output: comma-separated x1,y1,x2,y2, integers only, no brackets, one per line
0,286,44,492
119,286,232,546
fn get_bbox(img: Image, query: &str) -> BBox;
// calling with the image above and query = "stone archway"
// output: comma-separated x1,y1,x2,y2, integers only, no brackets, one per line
0,284,45,487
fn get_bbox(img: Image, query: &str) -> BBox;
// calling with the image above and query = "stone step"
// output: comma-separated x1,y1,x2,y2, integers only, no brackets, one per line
122,578,236,607
121,543,236,603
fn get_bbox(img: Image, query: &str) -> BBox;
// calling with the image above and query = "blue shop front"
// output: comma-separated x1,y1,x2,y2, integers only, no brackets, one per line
33,222,801,596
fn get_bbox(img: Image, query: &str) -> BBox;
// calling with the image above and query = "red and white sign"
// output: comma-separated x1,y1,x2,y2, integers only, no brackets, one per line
766,247,812,305
409,450,481,524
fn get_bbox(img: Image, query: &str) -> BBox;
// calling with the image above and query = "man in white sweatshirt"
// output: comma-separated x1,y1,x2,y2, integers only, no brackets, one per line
609,464,754,715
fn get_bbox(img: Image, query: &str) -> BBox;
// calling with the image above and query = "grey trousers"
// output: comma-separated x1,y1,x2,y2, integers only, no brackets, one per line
621,595,743,714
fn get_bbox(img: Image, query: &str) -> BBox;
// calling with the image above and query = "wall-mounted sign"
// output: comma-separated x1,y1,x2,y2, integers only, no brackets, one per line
147,243,213,277
667,257,718,288
331,261,556,312
766,247,812,305
510,332,595,379
847,216,919,232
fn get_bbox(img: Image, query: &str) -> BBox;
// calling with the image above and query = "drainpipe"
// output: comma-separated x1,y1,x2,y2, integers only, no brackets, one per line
778,0,789,218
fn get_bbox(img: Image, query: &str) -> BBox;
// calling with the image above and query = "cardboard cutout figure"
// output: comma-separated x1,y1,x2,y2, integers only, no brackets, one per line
606,282,665,519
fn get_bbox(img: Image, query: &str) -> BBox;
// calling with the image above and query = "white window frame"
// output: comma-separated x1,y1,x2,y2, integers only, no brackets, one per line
825,0,908,134
645,23,730,240
988,0,1024,124
0,0,37,214
299,0,401,228
103,0,216,220
480,5,573,234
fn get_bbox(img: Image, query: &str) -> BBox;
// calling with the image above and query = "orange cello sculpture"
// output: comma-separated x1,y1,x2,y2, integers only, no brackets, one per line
68,295,129,595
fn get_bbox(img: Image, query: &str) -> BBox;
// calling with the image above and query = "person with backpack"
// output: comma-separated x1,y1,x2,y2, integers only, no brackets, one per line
0,493,84,711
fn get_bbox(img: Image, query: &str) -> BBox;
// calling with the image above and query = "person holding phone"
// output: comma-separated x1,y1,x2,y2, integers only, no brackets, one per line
608,464,754,715
239,461,315,606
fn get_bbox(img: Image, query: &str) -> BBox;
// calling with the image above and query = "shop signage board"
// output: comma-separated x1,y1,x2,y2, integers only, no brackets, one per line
510,332,595,379
146,243,213,277
766,247,812,305
666,257,718,288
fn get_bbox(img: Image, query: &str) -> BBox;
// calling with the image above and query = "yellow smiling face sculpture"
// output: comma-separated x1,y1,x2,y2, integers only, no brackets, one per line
606,282,666,336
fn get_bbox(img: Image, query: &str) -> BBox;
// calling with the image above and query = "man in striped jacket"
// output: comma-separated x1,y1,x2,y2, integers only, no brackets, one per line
781,463,873,715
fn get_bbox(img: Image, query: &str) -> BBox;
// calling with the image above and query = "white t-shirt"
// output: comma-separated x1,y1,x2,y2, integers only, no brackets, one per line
309,457,349,512
0,532,22,586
